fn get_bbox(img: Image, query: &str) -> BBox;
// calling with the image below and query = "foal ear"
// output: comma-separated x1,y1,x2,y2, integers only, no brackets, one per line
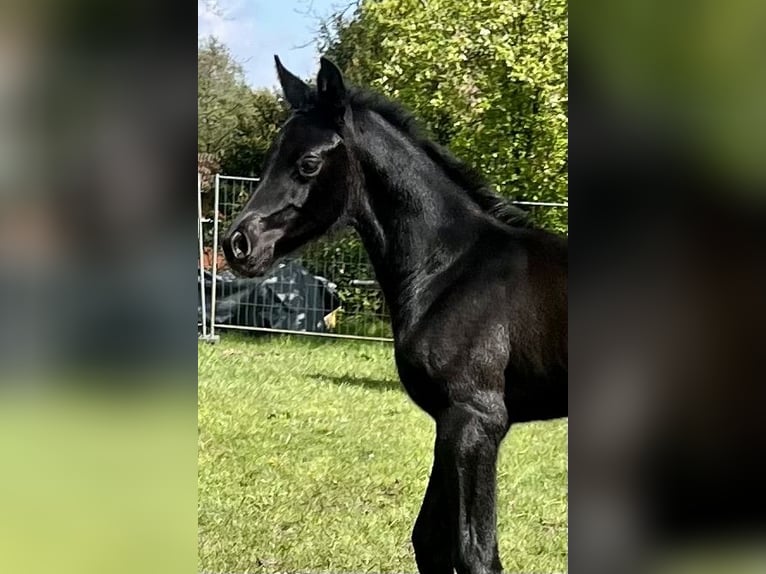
317,57,347,112
274,55,311,110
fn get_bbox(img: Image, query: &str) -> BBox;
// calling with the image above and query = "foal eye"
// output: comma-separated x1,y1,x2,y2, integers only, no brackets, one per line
298,156,322,177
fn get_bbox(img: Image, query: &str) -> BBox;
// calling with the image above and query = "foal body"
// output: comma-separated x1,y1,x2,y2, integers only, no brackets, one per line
222,56,567,574
348,108,567,573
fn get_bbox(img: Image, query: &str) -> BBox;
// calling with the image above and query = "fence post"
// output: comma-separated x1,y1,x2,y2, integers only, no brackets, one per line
206,173,221,342
197,173,208,339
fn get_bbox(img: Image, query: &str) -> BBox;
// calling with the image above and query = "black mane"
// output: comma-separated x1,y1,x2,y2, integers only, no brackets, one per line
343,88,532,228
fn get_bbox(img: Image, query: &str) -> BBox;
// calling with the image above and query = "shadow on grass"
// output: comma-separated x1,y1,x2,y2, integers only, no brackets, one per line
309,373,402,392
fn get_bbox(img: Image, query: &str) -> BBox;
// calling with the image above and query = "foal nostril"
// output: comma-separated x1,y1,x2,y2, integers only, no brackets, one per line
230,230,251,260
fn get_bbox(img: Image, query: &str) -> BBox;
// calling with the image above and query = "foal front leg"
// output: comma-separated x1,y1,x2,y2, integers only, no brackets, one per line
412,443,453,574
438,396,508,574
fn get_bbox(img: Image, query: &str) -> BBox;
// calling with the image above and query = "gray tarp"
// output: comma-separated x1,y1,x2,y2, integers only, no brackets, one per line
198,260,339,333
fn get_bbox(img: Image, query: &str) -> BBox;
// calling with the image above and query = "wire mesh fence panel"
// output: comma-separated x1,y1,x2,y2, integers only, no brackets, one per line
200,173,568,342
301,231,391,339
206,175,392,341
210,176,262,336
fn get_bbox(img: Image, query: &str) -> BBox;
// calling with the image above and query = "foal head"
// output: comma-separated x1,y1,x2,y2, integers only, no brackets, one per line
222,56,355,277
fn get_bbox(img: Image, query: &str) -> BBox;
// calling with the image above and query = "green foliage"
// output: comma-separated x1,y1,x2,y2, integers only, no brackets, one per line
320,0,568,229
221,89,288,177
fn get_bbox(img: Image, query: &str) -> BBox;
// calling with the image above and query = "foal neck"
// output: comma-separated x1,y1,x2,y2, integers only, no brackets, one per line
348,110,483,333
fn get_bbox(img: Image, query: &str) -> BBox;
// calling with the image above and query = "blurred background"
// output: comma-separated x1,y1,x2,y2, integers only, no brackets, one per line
0,1,196,573
571,1,766,573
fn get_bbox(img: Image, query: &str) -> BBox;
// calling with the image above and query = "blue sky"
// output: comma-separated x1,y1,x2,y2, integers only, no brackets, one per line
198,0,342,89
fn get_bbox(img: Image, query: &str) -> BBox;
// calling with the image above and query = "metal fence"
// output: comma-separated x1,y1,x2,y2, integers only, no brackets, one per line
198,173,567,343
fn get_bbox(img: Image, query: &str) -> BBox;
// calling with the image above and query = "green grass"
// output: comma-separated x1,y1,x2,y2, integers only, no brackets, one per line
199,333,567,573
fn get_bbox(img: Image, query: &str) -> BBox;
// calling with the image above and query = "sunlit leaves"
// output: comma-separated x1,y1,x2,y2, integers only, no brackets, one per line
320,0,568,230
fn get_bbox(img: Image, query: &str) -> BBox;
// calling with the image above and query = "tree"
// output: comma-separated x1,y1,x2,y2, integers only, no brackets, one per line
198,37,250,158
319,0,568,229
220,89,288,176
198,37,289,176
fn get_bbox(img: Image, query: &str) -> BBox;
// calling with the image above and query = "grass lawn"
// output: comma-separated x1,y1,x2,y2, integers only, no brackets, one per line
199,333,567,573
